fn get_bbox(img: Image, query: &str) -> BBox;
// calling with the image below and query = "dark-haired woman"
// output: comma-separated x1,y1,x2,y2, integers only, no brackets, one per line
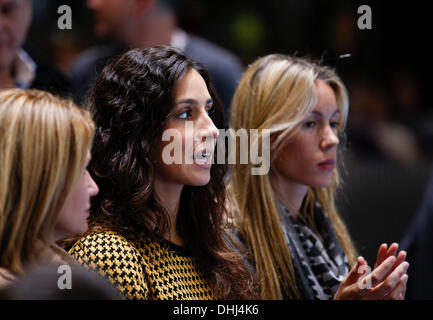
68,46,257,300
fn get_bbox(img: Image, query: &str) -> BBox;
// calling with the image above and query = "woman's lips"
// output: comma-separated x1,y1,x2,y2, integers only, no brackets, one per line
193,148,212,169
317,159,335,172
194,161,212,169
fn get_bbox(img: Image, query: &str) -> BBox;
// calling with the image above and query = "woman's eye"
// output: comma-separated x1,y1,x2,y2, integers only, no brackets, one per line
178,110,192,119
330,121,340,129
304,121,316,128
205,105,214,116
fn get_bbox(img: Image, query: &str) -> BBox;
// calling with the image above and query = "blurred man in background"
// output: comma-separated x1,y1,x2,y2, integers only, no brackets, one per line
0,0,69,95
69,0,244,120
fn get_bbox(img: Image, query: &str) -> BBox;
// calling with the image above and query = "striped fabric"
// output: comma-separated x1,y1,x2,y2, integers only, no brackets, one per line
280,203,349,300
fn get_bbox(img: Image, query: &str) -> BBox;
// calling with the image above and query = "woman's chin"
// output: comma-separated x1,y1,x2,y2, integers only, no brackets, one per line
187,174,211,187
310,179,332,189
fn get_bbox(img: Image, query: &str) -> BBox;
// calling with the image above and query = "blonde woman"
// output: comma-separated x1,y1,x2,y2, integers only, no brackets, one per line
0,89,99,290
229,54,409,300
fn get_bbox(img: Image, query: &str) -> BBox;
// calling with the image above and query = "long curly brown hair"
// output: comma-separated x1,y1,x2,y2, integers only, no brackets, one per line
81,46,256,299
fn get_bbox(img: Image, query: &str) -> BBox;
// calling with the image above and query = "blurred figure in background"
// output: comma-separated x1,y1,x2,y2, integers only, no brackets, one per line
0,0,69,96
69,0,243,120
346,80,423,166
400,171,433,299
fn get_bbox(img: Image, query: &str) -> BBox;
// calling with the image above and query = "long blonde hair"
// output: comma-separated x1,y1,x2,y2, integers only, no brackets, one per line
0,89,94,274
229,54,357,299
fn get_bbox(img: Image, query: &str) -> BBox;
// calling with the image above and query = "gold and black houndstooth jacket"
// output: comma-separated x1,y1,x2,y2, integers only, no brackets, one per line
69,231,213,300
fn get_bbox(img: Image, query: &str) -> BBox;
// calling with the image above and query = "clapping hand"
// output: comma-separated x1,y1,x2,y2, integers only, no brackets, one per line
334,243,409,300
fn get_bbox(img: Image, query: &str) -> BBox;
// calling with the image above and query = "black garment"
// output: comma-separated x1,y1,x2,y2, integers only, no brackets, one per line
400,170,433,300
68,35,244,123
181,34,244,120
24,48,72,99
30,60,71,99
67,43,125,104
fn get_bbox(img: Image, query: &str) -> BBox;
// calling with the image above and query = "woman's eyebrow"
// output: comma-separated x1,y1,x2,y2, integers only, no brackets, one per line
310,110,340,117
175,98,197,106
174,98,213,106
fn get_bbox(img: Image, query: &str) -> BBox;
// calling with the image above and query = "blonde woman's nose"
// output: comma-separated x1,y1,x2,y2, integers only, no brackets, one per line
320,126,339,150
88,174,99,197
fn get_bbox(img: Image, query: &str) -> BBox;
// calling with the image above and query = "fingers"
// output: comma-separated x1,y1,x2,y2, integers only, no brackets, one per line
374,243,388,269
382,274,409,300
370,262,409,299
335,256,370,300
395,250,407,266
375,242,399,268
344,256,367,286
382,250,407,280
374,243,407,276
386,243,399,258
364,256,396,289
400,275,408,300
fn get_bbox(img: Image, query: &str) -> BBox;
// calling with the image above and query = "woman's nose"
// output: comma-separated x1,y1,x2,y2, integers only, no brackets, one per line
320,126,339,150
197,111,219,143
88,174,99,197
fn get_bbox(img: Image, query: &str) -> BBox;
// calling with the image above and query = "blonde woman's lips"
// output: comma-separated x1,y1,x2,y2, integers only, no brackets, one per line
317,159,335,172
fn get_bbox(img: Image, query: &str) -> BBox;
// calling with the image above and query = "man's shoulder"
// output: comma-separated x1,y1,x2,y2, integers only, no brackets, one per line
184,34,243,71
69,44,125,80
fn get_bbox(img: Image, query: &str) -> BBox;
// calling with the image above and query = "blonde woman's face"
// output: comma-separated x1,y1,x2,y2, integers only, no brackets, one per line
273,80,340,188
54,152,99,241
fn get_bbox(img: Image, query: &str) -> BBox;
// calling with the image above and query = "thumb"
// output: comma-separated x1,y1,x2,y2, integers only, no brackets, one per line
344,256,366,285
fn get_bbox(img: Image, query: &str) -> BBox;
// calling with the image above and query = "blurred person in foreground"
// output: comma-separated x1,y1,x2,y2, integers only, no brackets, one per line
69,0,243,121
1,264,121,299
0,89,98,290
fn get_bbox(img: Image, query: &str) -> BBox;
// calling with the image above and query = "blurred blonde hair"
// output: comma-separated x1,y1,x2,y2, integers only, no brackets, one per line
0,89,94,274
229,54,357,299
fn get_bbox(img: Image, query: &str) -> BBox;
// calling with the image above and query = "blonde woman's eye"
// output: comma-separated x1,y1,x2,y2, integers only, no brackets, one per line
330,121,340,129
304,121,316,128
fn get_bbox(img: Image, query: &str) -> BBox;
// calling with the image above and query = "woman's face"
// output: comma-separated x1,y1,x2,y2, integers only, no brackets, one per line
157,68,219,187
272,80,340,189
54,152,99,241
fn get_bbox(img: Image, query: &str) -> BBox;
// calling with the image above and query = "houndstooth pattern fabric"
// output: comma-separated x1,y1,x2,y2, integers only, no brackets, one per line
69,231,213,300
280,203,349,300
